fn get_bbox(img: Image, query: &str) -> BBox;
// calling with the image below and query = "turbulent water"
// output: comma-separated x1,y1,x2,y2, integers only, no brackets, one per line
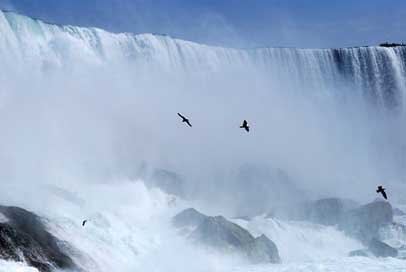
0,10,406,272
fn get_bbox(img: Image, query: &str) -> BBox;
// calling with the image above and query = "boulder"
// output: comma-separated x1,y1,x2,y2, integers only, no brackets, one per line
173,208,281,263
0,206,76,272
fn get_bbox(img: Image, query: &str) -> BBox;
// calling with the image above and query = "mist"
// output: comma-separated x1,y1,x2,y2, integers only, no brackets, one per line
1,23,406,216
1,9,406,271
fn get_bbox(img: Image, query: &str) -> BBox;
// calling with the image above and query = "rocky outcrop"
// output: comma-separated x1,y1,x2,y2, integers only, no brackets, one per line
0,206,76,272
173,208,281,263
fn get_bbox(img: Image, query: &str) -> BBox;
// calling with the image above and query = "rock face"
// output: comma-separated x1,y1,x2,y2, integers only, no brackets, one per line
173,208,281,263
0,206,76,272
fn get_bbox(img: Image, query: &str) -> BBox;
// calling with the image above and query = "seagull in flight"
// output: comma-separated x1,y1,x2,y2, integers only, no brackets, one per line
177,113,192,127
240,120,250,132
376,186,388,200
82,220,88,227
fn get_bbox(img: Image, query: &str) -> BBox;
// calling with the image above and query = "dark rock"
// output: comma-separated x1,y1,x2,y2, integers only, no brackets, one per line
173,208,281,263
172,208,206,228
379,42,406,48
0,206,76,272
247,234,280,263
339,201,393,242
367,238,398,257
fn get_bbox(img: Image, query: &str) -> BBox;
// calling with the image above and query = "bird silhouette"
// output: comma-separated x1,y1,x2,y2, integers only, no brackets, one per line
376,186,388,200
177,113,192,127
240,120,250,132
82,220,88,227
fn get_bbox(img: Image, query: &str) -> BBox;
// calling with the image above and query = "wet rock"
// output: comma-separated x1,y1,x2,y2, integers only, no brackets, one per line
0,206,76,272
173,208,281,263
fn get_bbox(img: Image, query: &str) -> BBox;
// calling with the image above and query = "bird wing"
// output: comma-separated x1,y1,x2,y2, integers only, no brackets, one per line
382,190,388,199
245,126,249,132
186,120,192,127
177,113,185,119
243,120,247,126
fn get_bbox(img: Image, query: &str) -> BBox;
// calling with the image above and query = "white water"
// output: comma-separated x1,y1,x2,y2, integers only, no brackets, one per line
0,9,406,272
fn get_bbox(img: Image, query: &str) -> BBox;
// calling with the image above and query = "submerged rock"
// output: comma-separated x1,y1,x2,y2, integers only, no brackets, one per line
0,206,76,272
349,249,372,257
173,208,281,263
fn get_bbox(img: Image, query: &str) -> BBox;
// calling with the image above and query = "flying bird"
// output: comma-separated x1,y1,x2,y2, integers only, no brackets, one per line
82,220,88,227
177,113,192,127
240,120,250,132
376,186,387,200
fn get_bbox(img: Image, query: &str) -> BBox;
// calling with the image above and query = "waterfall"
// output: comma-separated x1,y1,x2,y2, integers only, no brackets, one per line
1,10,406,110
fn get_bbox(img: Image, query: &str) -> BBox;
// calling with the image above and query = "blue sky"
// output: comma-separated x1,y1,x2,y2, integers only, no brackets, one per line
0,0,405,48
